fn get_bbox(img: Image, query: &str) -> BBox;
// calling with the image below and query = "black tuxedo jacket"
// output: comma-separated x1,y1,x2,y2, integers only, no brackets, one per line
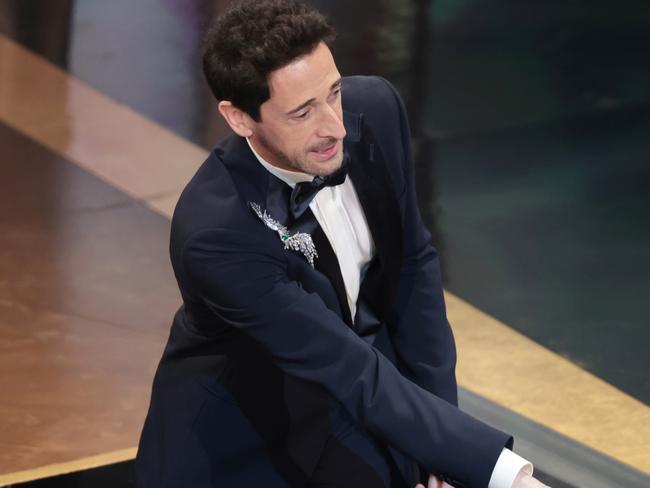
135,76,512,488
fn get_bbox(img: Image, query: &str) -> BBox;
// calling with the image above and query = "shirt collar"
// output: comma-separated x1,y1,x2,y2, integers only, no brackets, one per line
246,137,314,189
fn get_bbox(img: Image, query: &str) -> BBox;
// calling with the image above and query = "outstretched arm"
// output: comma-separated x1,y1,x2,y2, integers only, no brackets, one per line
379,75,458,405
182,224,510,487
374,79,551,488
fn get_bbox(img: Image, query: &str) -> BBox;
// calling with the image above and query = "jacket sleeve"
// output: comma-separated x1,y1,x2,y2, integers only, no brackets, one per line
378,77,460,407
181,224,511,488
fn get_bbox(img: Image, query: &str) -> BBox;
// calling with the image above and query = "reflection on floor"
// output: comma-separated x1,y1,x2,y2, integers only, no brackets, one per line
1,0,649,485
436,107,650,404
0,120,178,479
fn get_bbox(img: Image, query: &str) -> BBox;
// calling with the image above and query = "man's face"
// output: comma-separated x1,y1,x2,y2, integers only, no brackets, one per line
248,42,346,177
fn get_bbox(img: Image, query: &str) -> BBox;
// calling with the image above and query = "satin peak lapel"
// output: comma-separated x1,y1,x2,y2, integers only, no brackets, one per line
344,111,403,326
264,156,354,327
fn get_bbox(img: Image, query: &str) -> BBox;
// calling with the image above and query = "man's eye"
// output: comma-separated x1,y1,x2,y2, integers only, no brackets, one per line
294,111,310,120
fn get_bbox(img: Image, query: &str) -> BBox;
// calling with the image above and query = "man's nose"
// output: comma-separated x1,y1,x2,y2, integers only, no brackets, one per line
317,105,346,140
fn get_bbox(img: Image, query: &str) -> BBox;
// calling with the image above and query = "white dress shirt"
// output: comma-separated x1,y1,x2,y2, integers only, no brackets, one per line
247,138,374,318
247,138,533,488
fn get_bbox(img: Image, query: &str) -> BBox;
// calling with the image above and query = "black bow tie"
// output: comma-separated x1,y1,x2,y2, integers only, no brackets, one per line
289,156,349,219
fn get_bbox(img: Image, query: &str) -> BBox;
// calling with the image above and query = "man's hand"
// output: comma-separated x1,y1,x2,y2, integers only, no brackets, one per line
415,472,551,488
513,471,551,488
414,474,453,488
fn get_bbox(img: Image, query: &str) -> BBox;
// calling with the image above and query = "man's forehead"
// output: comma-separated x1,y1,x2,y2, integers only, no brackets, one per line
265,43,341,111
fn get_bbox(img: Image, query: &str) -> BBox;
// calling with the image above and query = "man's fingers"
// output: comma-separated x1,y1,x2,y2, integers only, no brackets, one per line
422,471,550,488
418,474,456,488
427,474,442,488
513,473,551,487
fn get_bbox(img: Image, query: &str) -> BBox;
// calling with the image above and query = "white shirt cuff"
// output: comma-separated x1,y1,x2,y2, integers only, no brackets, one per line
487,448,533,488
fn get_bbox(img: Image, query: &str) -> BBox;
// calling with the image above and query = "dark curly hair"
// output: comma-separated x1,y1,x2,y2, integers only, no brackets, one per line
202,0,336,121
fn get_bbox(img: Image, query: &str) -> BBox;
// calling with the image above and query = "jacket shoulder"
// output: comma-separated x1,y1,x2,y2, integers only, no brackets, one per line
342,76,409,149
173,149,239,232
171,146,263,249
342,75,405,121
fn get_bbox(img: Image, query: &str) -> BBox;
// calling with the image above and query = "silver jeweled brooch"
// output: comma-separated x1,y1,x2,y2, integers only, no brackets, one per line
248,202,318,267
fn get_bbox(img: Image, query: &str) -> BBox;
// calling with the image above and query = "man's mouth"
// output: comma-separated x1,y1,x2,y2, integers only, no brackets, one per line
310,141,339,160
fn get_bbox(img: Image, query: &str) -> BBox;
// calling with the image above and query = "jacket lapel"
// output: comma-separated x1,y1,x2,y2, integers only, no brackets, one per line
344,111,403,325
310,219,354,326
221,135,354,327
220,108,403,329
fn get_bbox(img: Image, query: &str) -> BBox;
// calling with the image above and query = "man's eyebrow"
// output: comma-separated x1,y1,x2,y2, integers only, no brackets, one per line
285,78,343,116
286,97,316,116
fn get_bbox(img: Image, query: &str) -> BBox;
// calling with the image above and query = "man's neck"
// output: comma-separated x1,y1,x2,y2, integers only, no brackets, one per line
245,137,313,189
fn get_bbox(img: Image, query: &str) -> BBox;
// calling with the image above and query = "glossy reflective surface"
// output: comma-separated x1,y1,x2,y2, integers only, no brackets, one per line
0,120,179,475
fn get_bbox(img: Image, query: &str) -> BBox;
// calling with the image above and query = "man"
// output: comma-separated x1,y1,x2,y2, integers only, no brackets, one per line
136,1,549,487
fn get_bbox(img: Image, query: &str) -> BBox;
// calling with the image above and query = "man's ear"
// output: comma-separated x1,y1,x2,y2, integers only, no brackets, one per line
218,101,254,137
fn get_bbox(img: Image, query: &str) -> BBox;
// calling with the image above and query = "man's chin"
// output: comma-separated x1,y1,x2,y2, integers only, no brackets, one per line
306,140,343,170
307,152,344,177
